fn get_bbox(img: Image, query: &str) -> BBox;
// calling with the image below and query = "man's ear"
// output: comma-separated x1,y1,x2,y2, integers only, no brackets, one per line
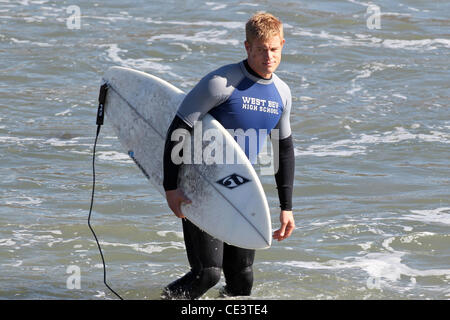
244,40,251,54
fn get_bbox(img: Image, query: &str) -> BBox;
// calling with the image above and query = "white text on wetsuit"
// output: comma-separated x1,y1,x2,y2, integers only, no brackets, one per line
242,96,279,114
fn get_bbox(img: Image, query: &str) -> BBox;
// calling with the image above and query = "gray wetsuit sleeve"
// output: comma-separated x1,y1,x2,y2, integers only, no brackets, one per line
272,74,292,140
176,64,243,127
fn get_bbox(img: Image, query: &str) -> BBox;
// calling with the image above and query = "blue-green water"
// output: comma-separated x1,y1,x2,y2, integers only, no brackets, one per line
0,0,449,299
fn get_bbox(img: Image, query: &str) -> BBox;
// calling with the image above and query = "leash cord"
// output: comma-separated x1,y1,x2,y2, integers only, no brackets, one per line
87,124,124,300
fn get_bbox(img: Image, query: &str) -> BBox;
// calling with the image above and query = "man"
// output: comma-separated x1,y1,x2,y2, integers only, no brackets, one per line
162,12,295,299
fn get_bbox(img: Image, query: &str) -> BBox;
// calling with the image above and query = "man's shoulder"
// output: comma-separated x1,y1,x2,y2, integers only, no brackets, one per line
206,61,243,80
272,73,291,98
198,62,244,93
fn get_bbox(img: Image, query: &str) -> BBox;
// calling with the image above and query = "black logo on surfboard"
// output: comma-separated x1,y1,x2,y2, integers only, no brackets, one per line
216,174,250,190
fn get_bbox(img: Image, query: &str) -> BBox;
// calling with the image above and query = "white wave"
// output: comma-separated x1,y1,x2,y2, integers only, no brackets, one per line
96,150,133,164
358,127,415,144
392,94,407,100
381,12,413,18
103,44,173,74
296,127,450,157
138,17,243,29
401,207,450,225
348,0,428,15
275,250,450,283
0,238,16,247
346,62,405,95
206,2,227,11
157,230,183,239
0,136,42,144
44,138,92,147
5,196,42,206
43,230,62,235
23,16,46,23
8,229,70,249
94,290,106,298
292,28,450,51
405,6,430,13
1,260,23,267
148,29,239,46
346,0,371,6
299,96,315,102
295,143,366,157
84,15,131,23
170,42,192,52
346,69,371,95
294,29,356,46
55,108,72,116
99,240,184,254
358,241,373,251
399,232,436,244
382,38,450,50
239,2,259,6
10,37,52,47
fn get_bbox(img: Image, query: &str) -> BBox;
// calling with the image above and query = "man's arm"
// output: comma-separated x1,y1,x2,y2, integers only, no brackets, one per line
163,115,193,218
272,134,295,241
163,115,191,191
271,78,295,241
274,135,295,211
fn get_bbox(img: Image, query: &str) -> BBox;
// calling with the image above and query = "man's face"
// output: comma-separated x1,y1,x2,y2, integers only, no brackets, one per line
245,35,285,79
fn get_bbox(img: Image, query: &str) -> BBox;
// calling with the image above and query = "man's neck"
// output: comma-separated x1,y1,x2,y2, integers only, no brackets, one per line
243,59,272,80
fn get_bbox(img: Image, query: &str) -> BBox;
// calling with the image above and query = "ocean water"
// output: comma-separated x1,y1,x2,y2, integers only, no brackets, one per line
0,0,449,300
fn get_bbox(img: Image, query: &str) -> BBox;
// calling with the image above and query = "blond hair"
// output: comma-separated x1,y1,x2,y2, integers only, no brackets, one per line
245,12,284,43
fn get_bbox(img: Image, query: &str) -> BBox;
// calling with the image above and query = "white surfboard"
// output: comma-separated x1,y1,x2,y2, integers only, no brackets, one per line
101,66,271,249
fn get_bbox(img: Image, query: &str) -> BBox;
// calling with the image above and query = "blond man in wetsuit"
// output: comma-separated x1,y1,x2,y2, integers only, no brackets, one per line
162,12,295,299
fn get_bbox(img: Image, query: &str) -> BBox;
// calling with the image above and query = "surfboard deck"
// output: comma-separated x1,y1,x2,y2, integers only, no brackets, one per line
101,66,272,249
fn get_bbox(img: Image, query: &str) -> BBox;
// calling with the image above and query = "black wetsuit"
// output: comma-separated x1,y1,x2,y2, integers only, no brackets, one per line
162,60,294,299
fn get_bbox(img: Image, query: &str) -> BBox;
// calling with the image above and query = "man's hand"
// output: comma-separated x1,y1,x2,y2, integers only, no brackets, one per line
165,189,191,219
273,210,295,241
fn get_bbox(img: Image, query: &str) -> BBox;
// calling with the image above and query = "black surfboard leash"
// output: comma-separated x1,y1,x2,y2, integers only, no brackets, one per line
87,83,123,300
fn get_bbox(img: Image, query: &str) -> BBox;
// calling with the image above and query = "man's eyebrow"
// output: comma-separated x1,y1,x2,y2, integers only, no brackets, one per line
257,44,280,49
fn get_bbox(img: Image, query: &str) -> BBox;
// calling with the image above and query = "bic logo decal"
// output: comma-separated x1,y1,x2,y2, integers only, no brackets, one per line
216,174,250,190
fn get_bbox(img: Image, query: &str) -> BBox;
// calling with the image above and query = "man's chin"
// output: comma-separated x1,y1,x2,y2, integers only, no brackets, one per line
263,64,278,73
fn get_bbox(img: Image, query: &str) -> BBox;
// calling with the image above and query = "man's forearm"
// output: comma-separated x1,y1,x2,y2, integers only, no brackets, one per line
163,115,192,191
274,135,295,211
